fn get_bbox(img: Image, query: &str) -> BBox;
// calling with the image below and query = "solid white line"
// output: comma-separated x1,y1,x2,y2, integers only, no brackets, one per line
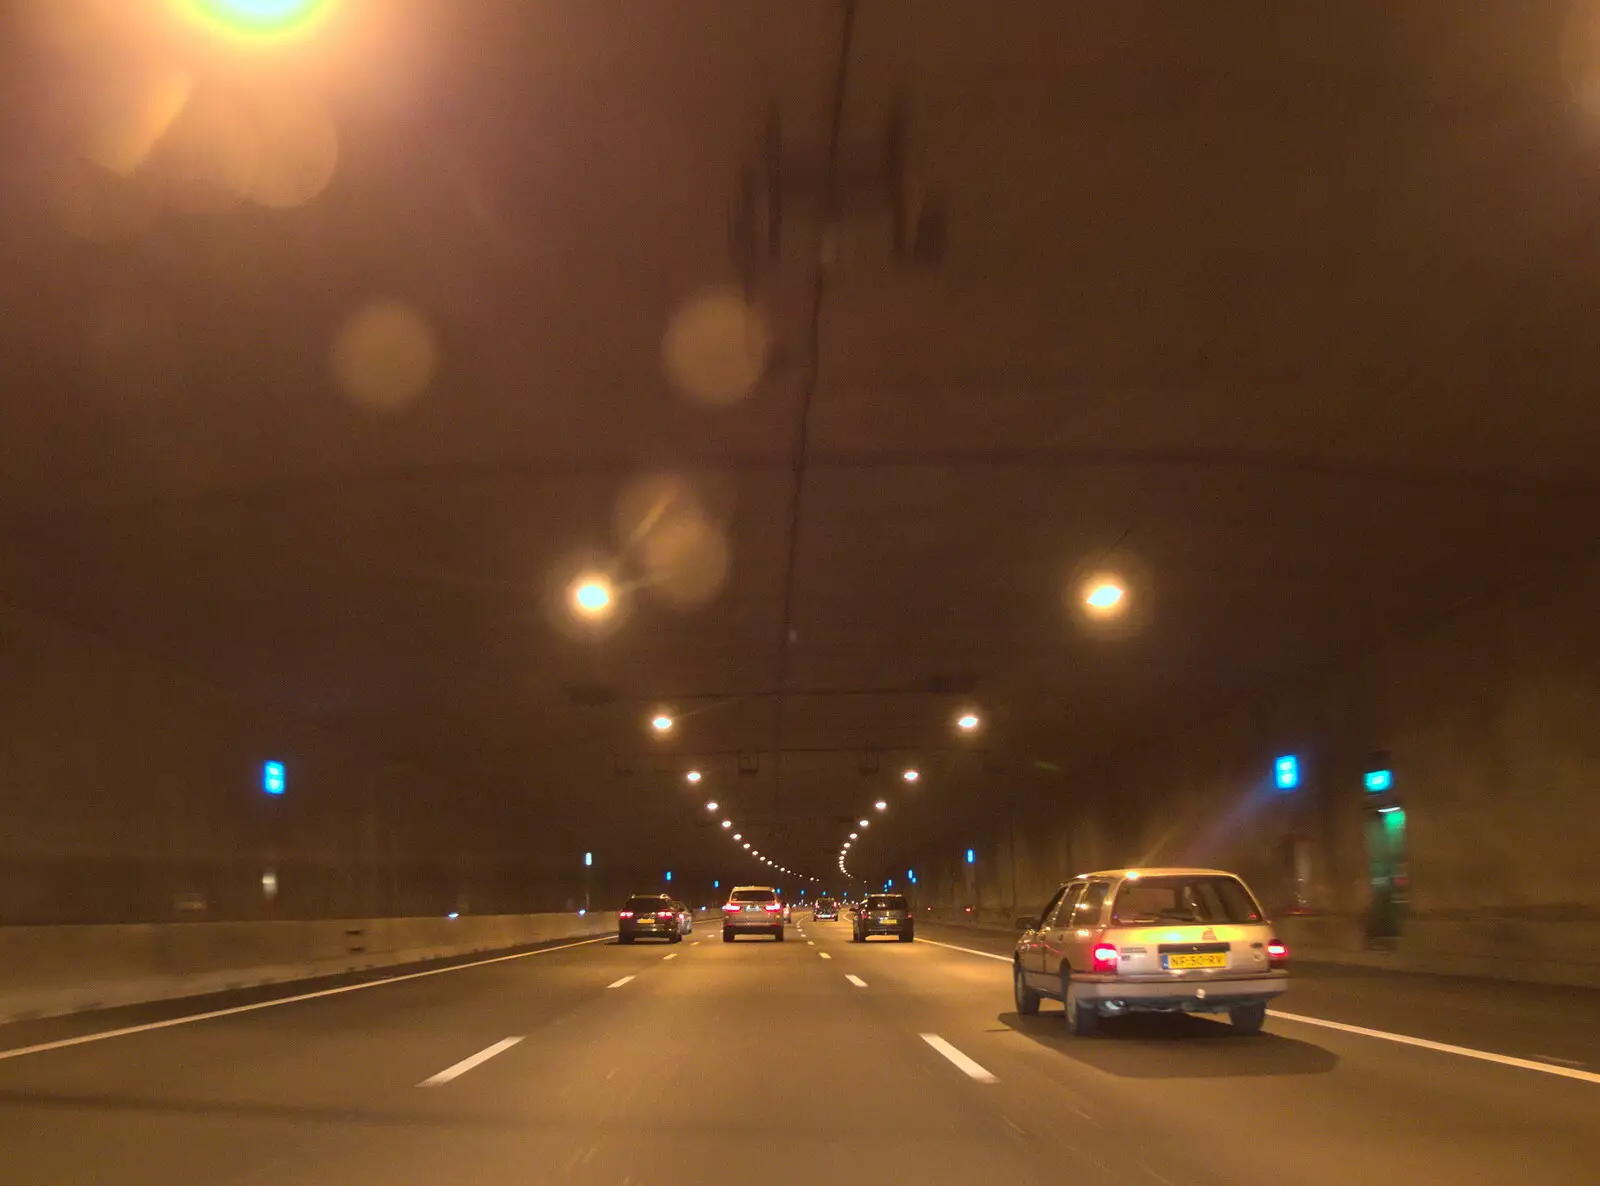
920,1033,997,1083
818,952,832,960
0,935,614,1064
917,938,1011,963
1266,1011,1600,1085
845,974,868,988
416,1036,523,1087
1533,1054,1586,1068
607,975,635,989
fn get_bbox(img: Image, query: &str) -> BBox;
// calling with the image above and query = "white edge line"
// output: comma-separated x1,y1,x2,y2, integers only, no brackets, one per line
818,952,832,960
920,1033,998,1083
845,974,868,987
416,1036,523,1087
0,935,614,1063
917,938,1011,963
1266,1011,1600,1085
607,975,636,989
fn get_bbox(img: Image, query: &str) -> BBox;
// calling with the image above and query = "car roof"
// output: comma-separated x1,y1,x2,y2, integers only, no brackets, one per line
628,891,673,898
729,885,776,892
1066,867,1246,881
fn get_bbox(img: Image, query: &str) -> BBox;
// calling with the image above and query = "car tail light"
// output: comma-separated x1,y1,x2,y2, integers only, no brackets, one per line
618,911,634,919
1267,939,1288,969
1091,943,1119,974
656,910,675,918
764,904,782,913
722,904,740,912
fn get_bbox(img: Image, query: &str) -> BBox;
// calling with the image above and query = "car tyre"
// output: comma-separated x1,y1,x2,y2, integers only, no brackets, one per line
1014,964,1041,1016
670,932,683,944
899,928,914,942
1229,1003,1267,1034
774,927,785,941
618,935,633,945
722,929,734,942
1063,975,1099,1037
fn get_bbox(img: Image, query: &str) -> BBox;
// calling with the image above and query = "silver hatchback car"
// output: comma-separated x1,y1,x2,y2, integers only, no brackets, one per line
1013,867,1287,1035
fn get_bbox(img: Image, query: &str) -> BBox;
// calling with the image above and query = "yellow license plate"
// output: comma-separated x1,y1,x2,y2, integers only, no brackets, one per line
1166,952,1228,970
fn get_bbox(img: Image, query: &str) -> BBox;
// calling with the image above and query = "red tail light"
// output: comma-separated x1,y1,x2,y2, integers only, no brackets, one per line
764,904,782,913
1091,943,1119,974
1267,939,1288,969
618,911,634,919
722,904,740,912
655,910,674,918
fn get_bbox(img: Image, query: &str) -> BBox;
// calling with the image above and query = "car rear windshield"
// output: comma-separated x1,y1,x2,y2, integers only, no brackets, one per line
625,897,673,913
1110,876,1263,926
866,895,908,911
816,900,837,908
729,889,776,903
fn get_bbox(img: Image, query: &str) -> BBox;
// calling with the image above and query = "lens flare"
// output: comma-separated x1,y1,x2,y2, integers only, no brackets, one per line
331,299,438,411
661,287,770,404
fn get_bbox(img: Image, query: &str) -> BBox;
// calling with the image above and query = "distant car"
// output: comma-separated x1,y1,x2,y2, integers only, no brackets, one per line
671,899,693,934
722,885,785,941
813,898,839,920
852,893,914,942
618,893,684,944
1013,867,1288,1036
781,901,793,922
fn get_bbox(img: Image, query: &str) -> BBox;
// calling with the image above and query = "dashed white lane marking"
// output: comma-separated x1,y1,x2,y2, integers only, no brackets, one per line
806,941,815,946
920,1033,997,1083
918,938,1010,963
0,935,614,1064
818,952,832,960
417,1036,524,1086
1533,1054,1586,1068
662,953,678,961
607,975,636,989
845,974,868,988
1267,1012,1600,1085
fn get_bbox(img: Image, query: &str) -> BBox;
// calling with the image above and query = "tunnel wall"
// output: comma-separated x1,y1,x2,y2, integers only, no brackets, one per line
0,598,630,924
914,557,1600,988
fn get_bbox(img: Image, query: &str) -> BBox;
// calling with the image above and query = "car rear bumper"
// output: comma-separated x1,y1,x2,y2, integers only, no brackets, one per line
619,924,677,938
857,921,912,935
723,917,783,930
1073,973,1287,1012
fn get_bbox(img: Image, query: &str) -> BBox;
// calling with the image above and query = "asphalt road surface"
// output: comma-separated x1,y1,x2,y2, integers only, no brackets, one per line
0,916,1594,1185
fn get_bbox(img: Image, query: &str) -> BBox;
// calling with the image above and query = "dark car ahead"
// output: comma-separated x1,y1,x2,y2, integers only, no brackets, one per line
852,893,914,942
618,893,684,943
813,898,839,920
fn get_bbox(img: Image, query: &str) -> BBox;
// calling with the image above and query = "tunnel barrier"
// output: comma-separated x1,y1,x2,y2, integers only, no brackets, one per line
915,905,1600,988
0,911,637,1024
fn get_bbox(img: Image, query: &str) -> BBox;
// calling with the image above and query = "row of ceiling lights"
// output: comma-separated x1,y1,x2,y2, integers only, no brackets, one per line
572,572,1130,628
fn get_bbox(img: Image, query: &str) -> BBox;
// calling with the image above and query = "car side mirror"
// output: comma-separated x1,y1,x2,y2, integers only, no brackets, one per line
1015,915,1035,932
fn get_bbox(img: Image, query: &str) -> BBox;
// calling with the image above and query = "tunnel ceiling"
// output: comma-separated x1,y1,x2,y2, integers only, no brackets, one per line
3,1,1600,886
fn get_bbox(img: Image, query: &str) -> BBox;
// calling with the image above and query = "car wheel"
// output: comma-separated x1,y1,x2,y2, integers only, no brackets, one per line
1229,1003,1267,1034
774,928,785,941
1063,974,1098,1037
722,929,734,942
899,928,914,942
670,932,683,944
1013,964,1041,1016
618,935,633,945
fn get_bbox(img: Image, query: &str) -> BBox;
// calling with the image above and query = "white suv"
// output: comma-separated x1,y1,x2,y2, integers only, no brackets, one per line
1013,867,1288,1035
721,885,785,941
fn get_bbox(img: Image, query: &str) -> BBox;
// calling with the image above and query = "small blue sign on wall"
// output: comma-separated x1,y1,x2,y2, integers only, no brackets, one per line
1365,768,1393,793
1274,755,1300,790
262,760,286,796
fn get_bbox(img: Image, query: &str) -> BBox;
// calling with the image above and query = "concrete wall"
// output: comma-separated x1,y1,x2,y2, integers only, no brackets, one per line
0,910,618,1023
0,597,639,924
912,557,1600,988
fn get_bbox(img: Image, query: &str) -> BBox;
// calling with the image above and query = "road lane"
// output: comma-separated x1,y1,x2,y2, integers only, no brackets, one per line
804,916,1599,1186
0,915,1593,1185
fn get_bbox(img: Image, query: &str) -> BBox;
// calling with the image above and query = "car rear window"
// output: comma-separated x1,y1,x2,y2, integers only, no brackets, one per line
1110,876,1263,926
729,889,776,903
625,896,673,913
816,899,837,908
866,895,907,910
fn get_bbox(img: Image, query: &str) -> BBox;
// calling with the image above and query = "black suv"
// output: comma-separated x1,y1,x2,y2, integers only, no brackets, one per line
618,893,684,943
813,898,840,920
